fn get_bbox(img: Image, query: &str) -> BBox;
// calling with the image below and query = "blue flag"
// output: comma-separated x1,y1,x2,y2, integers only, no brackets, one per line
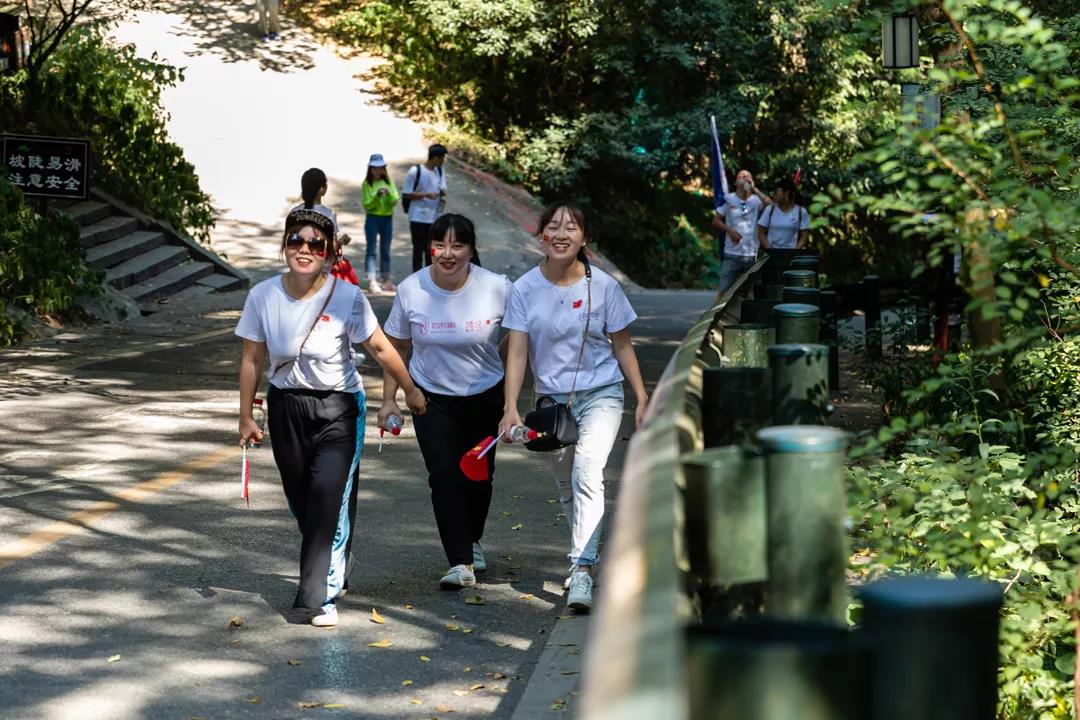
710,115,729,212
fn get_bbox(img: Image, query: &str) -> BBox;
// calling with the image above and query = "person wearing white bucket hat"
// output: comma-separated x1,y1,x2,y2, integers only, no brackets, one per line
362,153,399,294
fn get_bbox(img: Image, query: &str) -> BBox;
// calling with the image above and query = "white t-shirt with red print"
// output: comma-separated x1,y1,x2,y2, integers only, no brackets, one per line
502,265,638,396
384,265,512,396
235,275,378,393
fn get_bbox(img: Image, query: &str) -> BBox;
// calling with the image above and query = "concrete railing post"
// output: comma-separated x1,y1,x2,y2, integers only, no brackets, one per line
782,286,820,307
721,323,774,368
782,269,817,289
860,577,1003,720
702,367,772,447
757,426,849,622
819,290,840,392
768,344,830,425
772,303,820,345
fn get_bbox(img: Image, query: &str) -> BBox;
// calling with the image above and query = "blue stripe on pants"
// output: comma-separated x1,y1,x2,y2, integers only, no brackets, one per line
323,391,366,607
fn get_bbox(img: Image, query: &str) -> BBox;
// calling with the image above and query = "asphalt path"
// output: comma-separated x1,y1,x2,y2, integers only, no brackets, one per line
0,288,712,720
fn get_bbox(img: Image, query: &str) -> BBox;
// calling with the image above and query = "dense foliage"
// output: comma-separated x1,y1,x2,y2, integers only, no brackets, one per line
316,0,899,287
0,179,102,344
834,1,1080,716
0,24,213,242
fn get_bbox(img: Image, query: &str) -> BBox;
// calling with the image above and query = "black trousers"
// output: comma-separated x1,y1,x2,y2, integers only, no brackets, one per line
410,221,433,272
412,381,503,567
267,386,363,610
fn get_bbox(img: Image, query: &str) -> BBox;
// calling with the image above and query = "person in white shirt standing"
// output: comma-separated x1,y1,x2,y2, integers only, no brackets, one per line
499,202,649,612
380,214,511,589
236,206,426,628
291,168,340,238
402,144,449,272
757,177,810,250
712,169,772,292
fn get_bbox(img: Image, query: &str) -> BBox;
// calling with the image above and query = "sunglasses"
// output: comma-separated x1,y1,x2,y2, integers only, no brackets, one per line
285,233,328,256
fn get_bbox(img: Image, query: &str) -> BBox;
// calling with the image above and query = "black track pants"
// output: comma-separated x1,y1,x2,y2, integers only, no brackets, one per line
412,381,503,567
410,221,433,272
267,386,364,610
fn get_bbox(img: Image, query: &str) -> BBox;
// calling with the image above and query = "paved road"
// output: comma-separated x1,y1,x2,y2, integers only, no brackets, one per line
0,288,711,720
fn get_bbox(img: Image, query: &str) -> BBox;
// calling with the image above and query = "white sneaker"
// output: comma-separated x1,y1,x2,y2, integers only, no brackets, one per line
311,606,338,627
440,564,476,589
368,277,383,294
567,571,593,611
472,543,487,572
380,278,397,293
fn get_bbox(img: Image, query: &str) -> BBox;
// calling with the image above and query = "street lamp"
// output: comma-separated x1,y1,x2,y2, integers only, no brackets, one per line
882,14,919,69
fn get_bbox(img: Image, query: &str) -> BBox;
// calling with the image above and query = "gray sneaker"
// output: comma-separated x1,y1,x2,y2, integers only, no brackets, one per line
567,570,593,611
440,564,476,590
472,543,487,572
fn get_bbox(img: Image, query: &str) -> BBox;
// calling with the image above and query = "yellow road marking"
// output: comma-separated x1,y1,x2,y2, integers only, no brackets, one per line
0,445,241,572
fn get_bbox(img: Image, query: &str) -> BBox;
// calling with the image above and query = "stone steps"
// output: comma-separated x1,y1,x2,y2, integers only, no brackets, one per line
56,193,248,315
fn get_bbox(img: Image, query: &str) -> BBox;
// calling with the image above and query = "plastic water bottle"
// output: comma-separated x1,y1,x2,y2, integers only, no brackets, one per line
249,398,266,448
385,415,404,436
509,426,538,444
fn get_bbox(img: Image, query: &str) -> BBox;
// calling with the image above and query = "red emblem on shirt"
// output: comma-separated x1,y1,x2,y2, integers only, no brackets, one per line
572,300,583,309
321,315,330,322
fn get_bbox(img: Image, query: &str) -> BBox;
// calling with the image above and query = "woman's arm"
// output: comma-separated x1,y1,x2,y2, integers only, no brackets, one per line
796,229,809,249
378,336,412,429
238,339,268,446
757,225,771,250
363,327,426,415
497,330,528,438
609,328,649,429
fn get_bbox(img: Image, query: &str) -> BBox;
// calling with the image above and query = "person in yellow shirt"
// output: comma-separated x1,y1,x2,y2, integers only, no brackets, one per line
362,154,400,294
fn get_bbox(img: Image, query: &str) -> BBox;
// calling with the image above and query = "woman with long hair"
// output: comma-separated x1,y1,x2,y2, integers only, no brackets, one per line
292,167,339,236
380,214,512,589
498,202,648,611
361,154,400,294
236,206,426,627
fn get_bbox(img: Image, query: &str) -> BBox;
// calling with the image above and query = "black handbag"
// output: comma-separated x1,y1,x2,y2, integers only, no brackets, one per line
524,261,592,452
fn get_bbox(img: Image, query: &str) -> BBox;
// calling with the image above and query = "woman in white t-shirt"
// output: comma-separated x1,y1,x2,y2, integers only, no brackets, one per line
236,206,425,628
757,177,810,250
380,214,512,590
291,167,341,238
499,202,649,612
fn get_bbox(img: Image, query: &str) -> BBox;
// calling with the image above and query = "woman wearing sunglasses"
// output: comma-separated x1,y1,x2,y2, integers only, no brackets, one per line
235,207,426,627
379,214,512,590
498,202,648,612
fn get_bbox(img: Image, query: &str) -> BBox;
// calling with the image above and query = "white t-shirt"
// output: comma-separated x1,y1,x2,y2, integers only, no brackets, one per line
403,165,447,224
720,192,765,258
235,275,378,392
384,265,512,396
503,265,637,396
290,202,339,235
758,204,810,250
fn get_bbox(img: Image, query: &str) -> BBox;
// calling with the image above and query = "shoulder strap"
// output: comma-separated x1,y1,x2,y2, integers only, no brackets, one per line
412,164,421,191
567,260,593,409
764,204,774,230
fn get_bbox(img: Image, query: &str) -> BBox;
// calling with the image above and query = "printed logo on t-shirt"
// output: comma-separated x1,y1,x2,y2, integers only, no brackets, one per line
572,300,583,309
427,321,457,335
321,315,330,322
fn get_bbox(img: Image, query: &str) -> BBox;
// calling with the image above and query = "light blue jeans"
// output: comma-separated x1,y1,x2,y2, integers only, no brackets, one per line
364,214,393,278
719,254,757,293
545,383,624,568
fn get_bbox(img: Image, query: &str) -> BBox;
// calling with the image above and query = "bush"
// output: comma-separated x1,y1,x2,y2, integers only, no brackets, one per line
0,24,213,242
0,179,102,345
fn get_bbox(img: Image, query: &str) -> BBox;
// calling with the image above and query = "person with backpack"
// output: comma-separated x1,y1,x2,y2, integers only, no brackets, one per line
402,144,448,272
379,214,512,591
757,177,809,250
361,154,399,294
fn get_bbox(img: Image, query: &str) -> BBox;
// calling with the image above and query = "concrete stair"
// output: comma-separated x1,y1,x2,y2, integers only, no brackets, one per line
58,195,247,314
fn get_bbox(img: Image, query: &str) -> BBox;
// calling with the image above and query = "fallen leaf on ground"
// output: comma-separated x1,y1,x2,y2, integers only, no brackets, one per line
561,671,579,676
287,659,301,666
464,595,485,605
298,702,321,708
445,623,460,631
546,499,557,504
463,667,472,672
227,616,245,628
461,628,474,634
409,699,422,705
107,655,121,663
469,684,485,690
495,641,511,647
501,511,512,517
323,704,344,709
551,698,567,710
420,655,431,662
436,704,454,712
494,672,507,679
404,604,414,609
557,615,573,620
368,638,393,648
246,697,260,704
402,680,414,686
371,608,385,624
453,690,470,696
519,594,535,601
511,523,523,531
